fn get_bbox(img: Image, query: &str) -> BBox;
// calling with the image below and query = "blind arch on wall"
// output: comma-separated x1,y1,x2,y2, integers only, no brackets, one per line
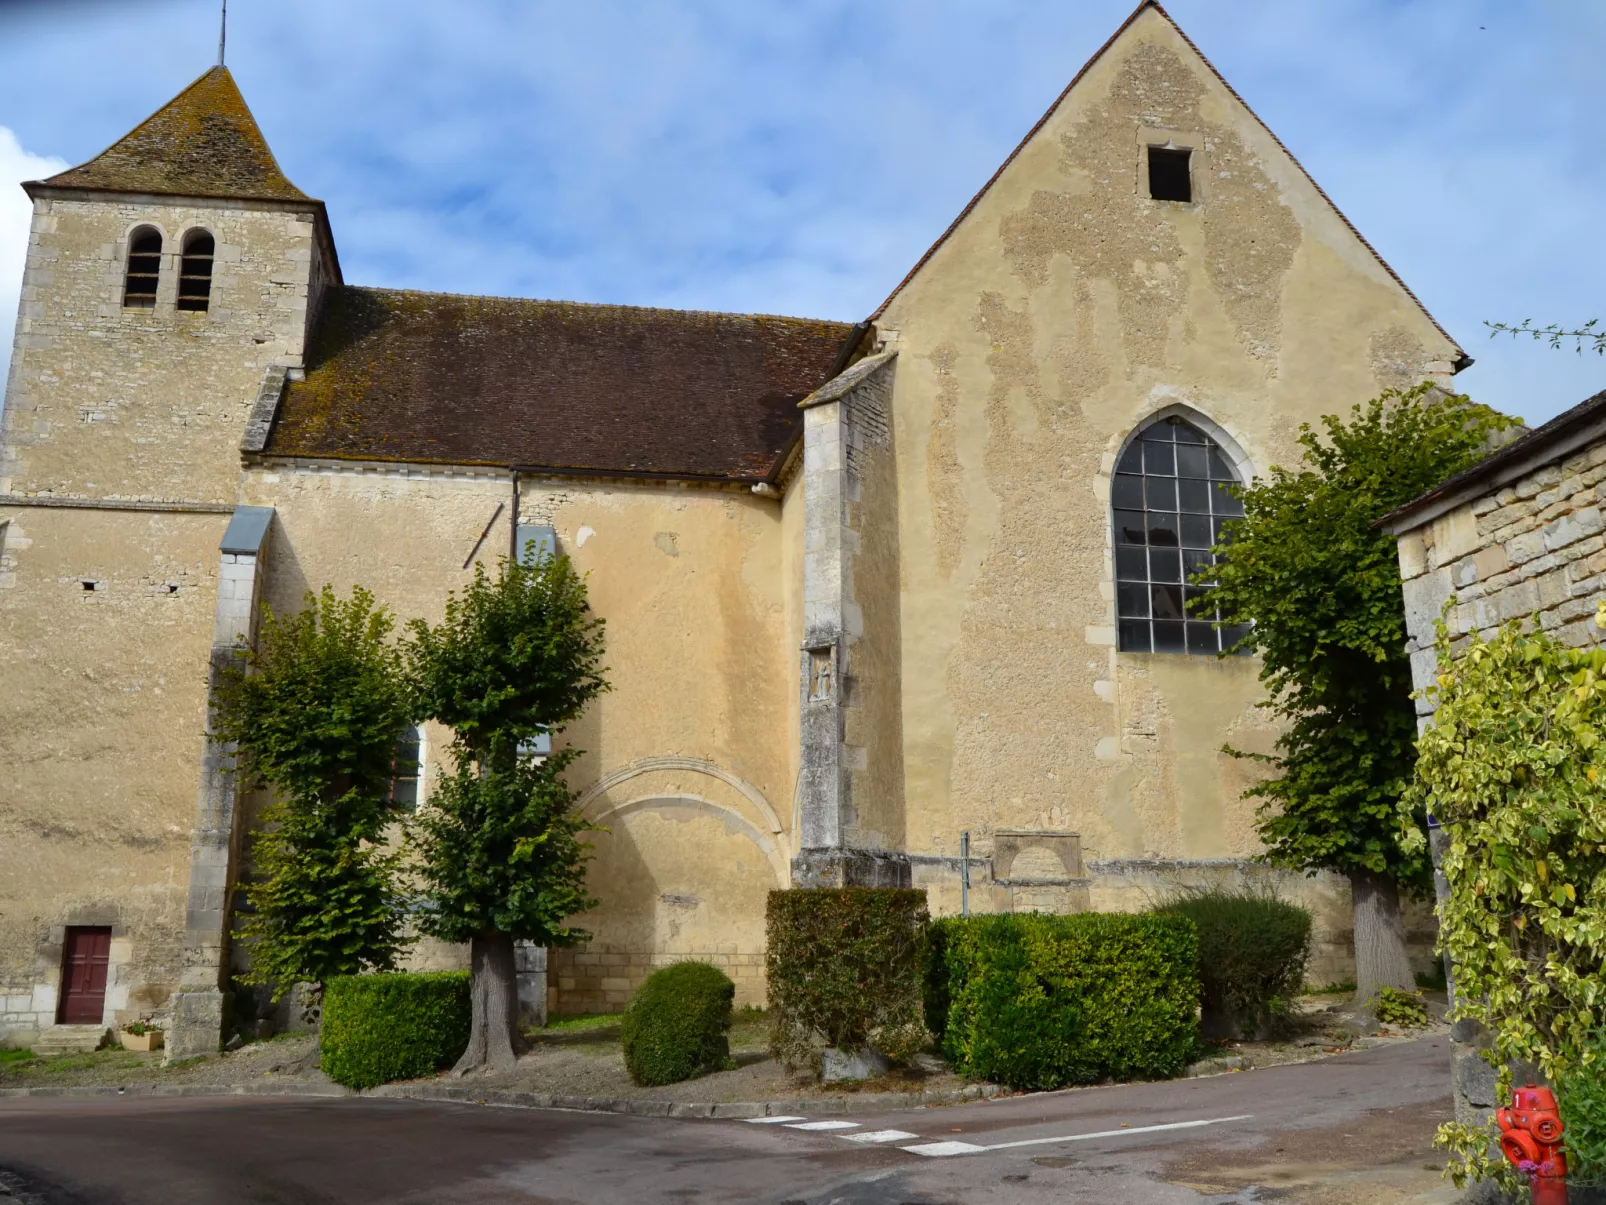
1111,412,1250,655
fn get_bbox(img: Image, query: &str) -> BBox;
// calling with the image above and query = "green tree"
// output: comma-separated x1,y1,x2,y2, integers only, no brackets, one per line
1198,385,1507,1006
408,550,608,1074
215,586,414,995
1486,317,1605,356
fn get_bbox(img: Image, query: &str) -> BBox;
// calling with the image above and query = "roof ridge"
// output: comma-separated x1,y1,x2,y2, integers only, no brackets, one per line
346,284,852,328
869,0,1465,363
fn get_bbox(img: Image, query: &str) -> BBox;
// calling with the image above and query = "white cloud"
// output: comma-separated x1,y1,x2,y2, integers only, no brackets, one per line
0,125,65,420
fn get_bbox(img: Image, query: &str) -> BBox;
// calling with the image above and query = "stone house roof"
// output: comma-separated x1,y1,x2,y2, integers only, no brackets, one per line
262,286,856,481
38,66,311,203
1380,388,1606,534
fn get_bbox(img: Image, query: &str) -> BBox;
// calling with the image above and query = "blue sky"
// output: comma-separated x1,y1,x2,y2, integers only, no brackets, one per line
1,0,1601,427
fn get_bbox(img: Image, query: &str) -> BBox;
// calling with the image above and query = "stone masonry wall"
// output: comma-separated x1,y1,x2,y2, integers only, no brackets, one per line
1395,436,1606,1126
1398,444,1606,699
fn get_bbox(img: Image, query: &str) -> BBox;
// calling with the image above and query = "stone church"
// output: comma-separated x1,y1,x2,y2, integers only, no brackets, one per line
0,1,1465,1055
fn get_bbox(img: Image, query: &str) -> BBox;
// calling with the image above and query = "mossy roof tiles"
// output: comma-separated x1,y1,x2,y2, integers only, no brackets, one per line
264,287,855,480
42,67,311,203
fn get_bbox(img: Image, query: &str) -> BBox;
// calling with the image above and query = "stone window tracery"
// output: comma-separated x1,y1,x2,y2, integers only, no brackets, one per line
1112,414,1250,655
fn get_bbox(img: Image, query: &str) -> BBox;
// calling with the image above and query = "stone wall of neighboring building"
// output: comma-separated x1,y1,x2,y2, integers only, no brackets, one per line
1384,389,1606,1127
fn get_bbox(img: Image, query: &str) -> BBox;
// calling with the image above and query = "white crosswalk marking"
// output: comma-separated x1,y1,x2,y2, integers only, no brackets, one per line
786,1120,861,1131
901,1140,987,1156
841,1129,920,1144
743,1116,807,1124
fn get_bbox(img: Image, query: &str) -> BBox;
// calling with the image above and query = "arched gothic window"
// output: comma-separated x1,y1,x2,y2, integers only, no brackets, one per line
122,228,161,308
1112,414,1250,655
176,230,214,311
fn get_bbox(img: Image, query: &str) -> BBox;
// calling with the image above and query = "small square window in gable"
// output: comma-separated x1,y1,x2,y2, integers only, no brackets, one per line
1148,146,1192,203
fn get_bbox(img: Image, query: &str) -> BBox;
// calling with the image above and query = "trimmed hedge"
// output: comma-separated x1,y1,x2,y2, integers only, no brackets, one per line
767,888,929,1070
620,962,735,1086
932,912,1199,1090
1153,886,1311,1040
320,971,471,1089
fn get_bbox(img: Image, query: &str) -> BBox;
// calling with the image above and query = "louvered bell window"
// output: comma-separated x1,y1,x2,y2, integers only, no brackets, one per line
1112,416,1251,655
177,230,215,312
122,228,161,308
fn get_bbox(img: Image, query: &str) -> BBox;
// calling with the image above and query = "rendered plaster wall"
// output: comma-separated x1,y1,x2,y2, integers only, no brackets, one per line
876,6,1459,978
239,464,796,1011
840,364,907,853
0,506,223,1043
3,194,327,503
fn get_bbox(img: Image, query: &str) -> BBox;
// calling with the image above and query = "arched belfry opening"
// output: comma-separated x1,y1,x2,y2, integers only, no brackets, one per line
1112,413,1250,655
177,230,215,312
122,227,162,308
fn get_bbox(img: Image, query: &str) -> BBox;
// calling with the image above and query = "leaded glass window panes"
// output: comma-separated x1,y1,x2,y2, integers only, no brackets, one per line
1113,416,1251,655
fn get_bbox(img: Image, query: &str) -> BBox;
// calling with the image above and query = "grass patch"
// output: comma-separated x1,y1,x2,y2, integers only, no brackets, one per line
0,1049,153,1078
0,1049,33,1065
542,1012,623,1033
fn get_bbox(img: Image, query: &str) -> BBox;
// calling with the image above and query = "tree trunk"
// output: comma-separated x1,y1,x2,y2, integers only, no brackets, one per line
1349,869,1415,1007
452,931,526,1076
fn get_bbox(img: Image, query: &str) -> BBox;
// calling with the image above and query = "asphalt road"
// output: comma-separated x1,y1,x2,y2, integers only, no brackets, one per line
0,1036,1459,1205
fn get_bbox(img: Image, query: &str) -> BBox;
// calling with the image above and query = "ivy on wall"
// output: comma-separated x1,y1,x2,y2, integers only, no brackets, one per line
1404,607,1606,1184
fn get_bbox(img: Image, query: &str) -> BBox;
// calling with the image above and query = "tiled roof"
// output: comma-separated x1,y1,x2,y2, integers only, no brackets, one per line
40,67,310,203
263,287,856,480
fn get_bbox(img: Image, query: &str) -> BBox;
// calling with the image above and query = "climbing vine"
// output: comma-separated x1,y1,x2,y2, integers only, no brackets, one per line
1404,608,1606,1185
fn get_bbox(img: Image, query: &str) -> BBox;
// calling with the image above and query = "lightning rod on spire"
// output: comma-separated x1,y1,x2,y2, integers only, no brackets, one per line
218,0,227,67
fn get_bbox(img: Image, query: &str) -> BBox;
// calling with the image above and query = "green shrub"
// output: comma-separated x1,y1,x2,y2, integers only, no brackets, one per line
619,962,734,1086
924,915,958,1041
320,971,471,1089
938,912,1199,1090
767,888,929,1071
1560,1041,1606,1187
1372,986,1429,1028
1152,886,1311,1040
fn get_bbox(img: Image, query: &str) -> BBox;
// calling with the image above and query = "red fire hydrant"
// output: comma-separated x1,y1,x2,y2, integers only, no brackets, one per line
1497,1085,1568,1205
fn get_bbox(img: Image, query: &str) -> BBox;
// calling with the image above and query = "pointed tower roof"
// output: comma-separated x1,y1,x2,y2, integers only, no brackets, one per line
38,66,311,203
870,0,1465,364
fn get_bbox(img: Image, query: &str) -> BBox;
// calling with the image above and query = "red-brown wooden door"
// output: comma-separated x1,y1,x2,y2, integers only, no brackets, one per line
58,927,111,1024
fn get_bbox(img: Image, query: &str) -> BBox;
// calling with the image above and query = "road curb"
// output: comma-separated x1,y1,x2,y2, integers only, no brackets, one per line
0,1079,1008,1115
364,1080,1010,1116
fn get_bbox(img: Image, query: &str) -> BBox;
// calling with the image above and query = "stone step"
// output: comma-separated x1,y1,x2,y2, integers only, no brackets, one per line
32,1026,110,1055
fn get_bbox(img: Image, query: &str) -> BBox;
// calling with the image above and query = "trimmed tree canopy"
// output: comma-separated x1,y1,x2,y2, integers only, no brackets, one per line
1201,385,1508,887
214,585,414,992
